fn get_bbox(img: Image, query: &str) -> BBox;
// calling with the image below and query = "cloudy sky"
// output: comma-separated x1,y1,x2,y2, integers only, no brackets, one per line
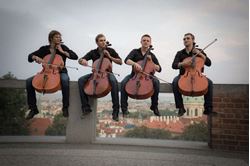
0,0,248,84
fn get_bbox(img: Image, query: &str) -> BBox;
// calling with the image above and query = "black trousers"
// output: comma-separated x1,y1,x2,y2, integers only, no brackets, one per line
26,72,70,110
172,75,213,110
78,73,120,116
120,74,160,112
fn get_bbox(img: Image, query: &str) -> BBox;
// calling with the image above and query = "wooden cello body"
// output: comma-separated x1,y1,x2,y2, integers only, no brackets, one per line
178,56,208,96
178,39,218,96
84,46,112,98
32,52,63,93
125,46,155,99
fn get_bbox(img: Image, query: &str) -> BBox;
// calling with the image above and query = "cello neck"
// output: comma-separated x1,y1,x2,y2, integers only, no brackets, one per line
48,48,56,65
141,46,153,70
96,48,105,71
96,41,112,71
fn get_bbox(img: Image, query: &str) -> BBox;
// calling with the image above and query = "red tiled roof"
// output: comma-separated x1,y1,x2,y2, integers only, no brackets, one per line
143,117,207,134
29,118,52,135
143,120,184,133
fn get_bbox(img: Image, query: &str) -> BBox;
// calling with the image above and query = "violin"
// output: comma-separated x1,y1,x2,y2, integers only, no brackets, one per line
125,45,156,99
32,48,64,93
178,39,217,96
84,42,112,98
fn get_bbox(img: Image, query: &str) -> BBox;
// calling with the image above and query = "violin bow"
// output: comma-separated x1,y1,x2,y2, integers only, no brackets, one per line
85,65,120,76
41,62,79,70
139,71,171,84
193,38,218,58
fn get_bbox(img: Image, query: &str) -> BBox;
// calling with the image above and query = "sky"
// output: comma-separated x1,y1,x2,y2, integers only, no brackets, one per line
0,0,248,84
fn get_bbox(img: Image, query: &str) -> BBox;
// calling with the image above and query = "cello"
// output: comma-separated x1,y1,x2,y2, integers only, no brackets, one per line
125,45,156,99
83,42,112,98
178,39,217,96
32,48,64,93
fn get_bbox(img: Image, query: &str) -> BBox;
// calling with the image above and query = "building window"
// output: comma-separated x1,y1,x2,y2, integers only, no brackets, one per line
195,108,198,116
187,108,190,116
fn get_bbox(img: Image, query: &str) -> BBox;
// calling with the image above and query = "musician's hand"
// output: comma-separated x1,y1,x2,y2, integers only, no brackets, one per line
133,63,142,71
56,44,64,53
56,44,70,57
59,62,64,70
155,65,160,72
194,49,206,60
32,55,43,64
181,59,192,67
79,59,88,66
192,48,200,55
103,50,111,59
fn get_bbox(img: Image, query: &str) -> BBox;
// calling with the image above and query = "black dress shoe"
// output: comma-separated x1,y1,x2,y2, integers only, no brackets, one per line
112,112,119,121
122,110,130,118
80,107,92,119
177,107,186,117
80,111,91,119
152,108,161,116
112,115,119,122
203,108,218,116
62,107,69,117
26,108,39,120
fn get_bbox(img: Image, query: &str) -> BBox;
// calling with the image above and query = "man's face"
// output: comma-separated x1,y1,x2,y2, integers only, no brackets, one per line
141,36,151,48
97,36,106,48
183,35,194,47
51,34,62,45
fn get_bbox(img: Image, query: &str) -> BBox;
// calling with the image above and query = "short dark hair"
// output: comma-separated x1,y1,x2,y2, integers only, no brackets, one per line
48,30,61,43
141,34,151,40
184,33,195,40
95,34,105,43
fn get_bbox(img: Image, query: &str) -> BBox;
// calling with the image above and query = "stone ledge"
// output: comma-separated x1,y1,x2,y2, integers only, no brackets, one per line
0,79,248,93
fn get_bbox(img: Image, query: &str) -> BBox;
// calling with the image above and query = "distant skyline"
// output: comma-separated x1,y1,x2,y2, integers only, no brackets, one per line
0,0,248,84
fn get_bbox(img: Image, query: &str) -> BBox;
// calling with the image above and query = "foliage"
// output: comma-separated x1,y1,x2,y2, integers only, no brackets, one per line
0,72,30,135
124,126,171,139
45,113,67,135
180,121,208,141
159,109,177,116
127,109,176,119
127,111,153,119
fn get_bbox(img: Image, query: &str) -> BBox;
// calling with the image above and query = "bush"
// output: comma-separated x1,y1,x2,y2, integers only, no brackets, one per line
124,126,171,139
0,72,30,135
45,113,67,135
180,121,208,141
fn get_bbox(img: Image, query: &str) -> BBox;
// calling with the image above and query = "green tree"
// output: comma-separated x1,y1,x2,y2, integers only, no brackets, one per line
127,110,153,119
0,72,30,135
124,126,172,139
159,109,177,116
180,121,208,141
126,109,176,119
45,113,67,135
